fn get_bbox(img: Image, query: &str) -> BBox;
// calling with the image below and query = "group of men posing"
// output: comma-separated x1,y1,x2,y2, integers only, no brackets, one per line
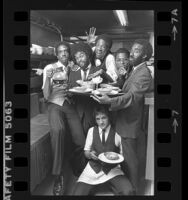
41,34,153,195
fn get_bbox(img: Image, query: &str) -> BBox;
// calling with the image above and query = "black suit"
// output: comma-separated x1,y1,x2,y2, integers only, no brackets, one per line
68,65,98,135
109,62,153,192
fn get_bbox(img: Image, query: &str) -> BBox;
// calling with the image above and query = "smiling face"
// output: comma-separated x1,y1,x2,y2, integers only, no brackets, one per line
129,43,146,66
95,112,110,130
56,45,69,65
74,51,89,70
95,39,108,59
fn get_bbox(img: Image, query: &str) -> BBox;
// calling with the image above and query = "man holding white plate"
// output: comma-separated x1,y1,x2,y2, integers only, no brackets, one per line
72,105,134,195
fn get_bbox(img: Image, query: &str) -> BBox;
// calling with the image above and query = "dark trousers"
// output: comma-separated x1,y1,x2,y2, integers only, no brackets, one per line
47,101,85,176
72,175,134,195
75,96,97,136
120,132,147,193
120,138,139,192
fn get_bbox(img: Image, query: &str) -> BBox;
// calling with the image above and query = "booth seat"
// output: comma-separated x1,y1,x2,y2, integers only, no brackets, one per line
30,93,52,192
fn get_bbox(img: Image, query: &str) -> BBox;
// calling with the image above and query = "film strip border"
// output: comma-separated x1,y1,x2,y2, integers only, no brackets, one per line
4,10,30,199
155,7,182,199
3,2,181,200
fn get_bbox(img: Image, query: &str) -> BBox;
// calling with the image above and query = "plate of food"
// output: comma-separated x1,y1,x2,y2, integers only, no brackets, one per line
98,152,124,164
76,80,84,85
69,86,93,93
91,76,103,84
76,80,96,89
100,84,120,91
97,87,112,94
92,88,123,96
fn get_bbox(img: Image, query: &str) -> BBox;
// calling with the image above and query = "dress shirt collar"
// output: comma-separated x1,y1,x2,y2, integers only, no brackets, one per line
98,125,111,135
56,60,67,70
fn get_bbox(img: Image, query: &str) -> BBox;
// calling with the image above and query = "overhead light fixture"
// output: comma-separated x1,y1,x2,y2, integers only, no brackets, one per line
114,10,128,26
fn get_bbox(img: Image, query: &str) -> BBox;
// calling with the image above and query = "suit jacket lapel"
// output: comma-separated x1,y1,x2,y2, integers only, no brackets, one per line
122,63,147,91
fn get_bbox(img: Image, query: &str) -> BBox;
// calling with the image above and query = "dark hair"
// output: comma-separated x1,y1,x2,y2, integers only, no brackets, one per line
55,41,71,56
115,48,130,59
93,105,111,120
133,39,153,61
95,34,112,50
71,42,93,62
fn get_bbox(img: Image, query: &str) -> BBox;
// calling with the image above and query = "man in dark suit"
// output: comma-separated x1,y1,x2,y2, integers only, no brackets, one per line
91,39,153,193
69,42,98,136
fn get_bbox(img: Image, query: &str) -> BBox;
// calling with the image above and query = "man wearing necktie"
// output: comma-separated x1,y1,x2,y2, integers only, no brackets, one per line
73,105,133,195
91,39,154,193
68,42,99,136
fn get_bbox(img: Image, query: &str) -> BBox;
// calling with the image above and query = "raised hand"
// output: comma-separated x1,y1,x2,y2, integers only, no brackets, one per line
86,27,96,44
118,67,127,76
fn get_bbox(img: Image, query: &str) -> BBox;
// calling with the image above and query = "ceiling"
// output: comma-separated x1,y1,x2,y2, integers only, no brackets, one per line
31,10,154,39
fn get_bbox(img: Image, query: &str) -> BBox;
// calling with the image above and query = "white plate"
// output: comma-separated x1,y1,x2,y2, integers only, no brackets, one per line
98,152,124,164
69,88,93,93
100,84,120,90
76,80,83,85
109,90,119,95
92,89,119,95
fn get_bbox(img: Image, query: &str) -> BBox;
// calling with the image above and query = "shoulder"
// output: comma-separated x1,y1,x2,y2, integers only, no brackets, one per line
88,127,95,132
43,62,56,71
106,53,115,61
87,127,95,138
105,54,115,66
115,132,122,141
136,64,152,78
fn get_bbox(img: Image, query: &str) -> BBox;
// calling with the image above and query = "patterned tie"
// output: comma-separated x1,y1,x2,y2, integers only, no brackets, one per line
102,129,106,145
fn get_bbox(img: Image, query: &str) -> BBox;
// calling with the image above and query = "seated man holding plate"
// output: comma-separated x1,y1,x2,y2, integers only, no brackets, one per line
72,105,134,195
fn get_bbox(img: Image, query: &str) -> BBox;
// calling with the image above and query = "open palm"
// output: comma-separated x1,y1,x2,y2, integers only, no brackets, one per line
86,27,96,44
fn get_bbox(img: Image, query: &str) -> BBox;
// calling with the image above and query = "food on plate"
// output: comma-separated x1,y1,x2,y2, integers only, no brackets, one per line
76,80,95,89
73,86,88,92
92,88,119,96
97,87,112,94
100,83,120,91
110,90,119,95
70,86,93,93
91,76,103,84
104,152,119,160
